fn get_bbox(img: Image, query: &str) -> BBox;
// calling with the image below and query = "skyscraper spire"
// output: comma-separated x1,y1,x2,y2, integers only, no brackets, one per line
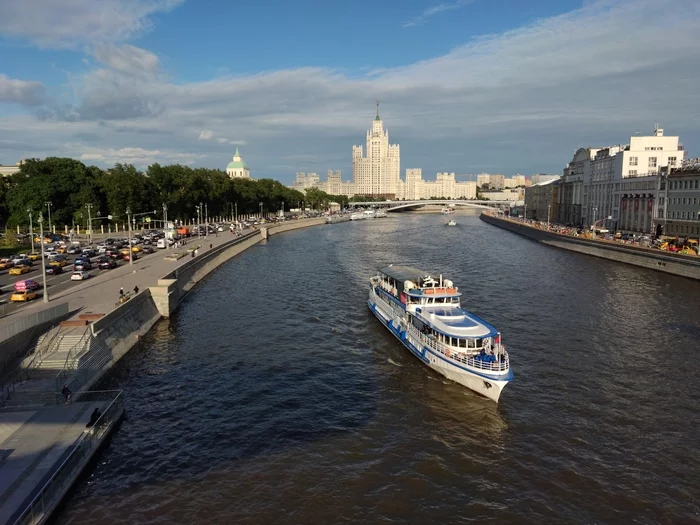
375,99,381,121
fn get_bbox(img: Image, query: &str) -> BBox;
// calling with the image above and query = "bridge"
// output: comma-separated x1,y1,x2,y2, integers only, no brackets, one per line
347,199,522,212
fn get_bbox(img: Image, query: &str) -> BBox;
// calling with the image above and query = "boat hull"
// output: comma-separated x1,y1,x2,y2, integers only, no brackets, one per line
368,295,510,403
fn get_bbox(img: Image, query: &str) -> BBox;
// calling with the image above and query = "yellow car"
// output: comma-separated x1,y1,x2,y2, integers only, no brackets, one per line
27,253,41,261
120,248,131,256
11,289,39,302
131,245,142,253
49,259,67,267
9,265,30,275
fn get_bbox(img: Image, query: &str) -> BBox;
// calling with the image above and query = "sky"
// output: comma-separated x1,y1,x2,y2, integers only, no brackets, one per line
1,0,699,185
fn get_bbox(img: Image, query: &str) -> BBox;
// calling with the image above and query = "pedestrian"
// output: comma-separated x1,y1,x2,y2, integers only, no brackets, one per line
210,243,213,250
191,250,195,258
86,407,101,428
119,287,124,297
133,285,139,295
61,385,72,406
195,248,199,256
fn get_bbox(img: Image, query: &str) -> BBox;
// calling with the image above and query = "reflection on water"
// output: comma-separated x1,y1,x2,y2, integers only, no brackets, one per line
57,212,700,525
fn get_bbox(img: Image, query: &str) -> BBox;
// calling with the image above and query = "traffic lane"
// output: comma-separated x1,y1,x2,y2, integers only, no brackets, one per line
0,249,162,312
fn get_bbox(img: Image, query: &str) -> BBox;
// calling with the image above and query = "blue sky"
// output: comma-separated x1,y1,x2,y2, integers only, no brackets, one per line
1,0,699,184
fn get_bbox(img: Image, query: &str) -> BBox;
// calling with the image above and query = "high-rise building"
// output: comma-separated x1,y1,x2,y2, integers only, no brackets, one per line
352,100,400,197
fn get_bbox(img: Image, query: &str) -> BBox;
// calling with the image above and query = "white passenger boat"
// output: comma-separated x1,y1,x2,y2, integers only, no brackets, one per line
375,210,388,218
447,219,457,226
368,265,513,402
350,212,367,221
441,207,455,215
364,210,377,218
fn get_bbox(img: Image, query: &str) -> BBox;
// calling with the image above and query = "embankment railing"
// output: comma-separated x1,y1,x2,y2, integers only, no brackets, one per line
11,390,125,525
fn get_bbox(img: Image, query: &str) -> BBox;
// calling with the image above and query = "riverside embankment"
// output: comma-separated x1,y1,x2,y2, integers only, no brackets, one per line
480,212,700,280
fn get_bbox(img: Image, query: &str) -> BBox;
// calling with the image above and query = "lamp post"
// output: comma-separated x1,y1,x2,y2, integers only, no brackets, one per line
38,213,49,303
126,207,133,267
196,203,202,239
547,204,551,231
85,203,93,245
162,203,169,250
234,202,238,229
205,203,209,238
593,206,598,230
259,202,263,219
45,201,52,234
524,202,527,221
27,208,34,253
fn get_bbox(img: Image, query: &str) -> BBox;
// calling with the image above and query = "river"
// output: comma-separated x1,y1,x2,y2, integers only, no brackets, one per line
56,211,700,524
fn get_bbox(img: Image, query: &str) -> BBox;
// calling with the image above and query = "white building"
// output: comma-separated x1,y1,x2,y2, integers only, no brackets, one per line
476,173,505,189
352,101,400,197
292,172,321,192
531,174,561,185
0,162,22,177
226,148,251,179
504,174,529,188
401,170,476,200
482,188,524,203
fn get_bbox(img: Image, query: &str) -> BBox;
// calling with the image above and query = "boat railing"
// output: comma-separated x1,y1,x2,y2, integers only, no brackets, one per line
404,319,509,372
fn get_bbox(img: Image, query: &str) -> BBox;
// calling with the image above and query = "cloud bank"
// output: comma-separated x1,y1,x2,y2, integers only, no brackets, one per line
1,0,699,181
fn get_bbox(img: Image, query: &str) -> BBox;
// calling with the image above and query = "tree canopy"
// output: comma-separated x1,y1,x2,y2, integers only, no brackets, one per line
0,157,331,228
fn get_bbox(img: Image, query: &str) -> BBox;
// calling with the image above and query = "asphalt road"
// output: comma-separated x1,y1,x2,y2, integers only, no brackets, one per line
0,244,163,315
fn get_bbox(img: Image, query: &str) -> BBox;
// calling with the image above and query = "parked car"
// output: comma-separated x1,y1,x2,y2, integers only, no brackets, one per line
11,289,39,302
122,253,138,261
27,253,41,261
67,246,82,254
0,259,12,270
141,245,154,254
46,266,63,275
71,270,90,281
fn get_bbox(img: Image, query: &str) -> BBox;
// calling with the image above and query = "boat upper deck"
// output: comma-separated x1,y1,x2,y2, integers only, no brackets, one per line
415,305,498,338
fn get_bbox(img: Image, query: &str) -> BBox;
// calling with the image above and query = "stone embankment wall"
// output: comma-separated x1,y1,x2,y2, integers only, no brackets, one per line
73,218,327,390
480,213,700,281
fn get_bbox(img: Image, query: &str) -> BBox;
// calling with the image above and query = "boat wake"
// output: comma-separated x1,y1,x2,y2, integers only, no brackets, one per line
387,358,404,368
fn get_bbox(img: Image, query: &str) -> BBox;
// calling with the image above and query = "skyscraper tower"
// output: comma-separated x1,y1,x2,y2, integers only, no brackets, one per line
352,100,400,197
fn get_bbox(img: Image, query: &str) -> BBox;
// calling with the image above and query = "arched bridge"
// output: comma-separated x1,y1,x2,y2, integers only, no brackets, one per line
348,199,521,212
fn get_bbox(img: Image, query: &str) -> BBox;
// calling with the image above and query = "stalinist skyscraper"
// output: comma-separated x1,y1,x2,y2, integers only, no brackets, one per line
352,100,400,197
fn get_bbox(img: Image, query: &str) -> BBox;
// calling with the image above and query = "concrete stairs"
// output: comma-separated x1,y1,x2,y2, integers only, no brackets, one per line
1,389,57,409
35,333,88,370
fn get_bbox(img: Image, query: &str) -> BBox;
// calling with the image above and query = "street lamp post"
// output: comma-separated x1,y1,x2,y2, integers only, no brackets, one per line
259,202,263,219
547,204,551,231
524,202,527,221
38,213,49,303
85,203,93,246
27,208,34,253
593,207,598,230
205,203,208,238
46,201,52,234
234,202,238,228
196,203,202,239
126,207,133,267
162,203,168,250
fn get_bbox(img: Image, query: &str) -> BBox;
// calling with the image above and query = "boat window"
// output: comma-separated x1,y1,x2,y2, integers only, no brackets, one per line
459,338,467,348
451,297,460,304
468,339,475,348
476,338,482,348
435,297,445,304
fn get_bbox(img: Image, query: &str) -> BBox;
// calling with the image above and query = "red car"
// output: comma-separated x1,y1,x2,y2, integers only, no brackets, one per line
122,253,138,261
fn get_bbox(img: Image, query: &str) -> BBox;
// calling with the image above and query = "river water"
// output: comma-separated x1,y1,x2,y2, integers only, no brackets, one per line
56,212,700,524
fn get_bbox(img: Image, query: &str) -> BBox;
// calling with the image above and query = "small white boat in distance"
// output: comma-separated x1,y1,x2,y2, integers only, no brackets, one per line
350,212,367,221
447,219,457,226
375,210,388,218
441,207,455,215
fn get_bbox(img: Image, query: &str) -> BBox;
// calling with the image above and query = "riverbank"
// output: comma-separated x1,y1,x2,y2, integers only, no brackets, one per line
480,212,700,280
0,218,326,525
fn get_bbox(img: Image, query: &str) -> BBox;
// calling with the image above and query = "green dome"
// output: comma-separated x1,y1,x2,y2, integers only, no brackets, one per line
226,148,248,170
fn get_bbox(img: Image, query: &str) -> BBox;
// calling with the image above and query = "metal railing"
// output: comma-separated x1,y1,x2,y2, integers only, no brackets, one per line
375,292,509,373
0,303,69,343
12,390,124,525
55,330,91,392
22,326,62,370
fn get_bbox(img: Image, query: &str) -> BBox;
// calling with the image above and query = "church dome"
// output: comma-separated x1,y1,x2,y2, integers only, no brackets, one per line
226,148,248,170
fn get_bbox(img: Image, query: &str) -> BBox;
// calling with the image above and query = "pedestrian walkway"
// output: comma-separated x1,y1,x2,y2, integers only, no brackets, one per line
0,402,106,524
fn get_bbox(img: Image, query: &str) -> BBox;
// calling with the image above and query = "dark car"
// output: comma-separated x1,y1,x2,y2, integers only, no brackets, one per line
97,258,116,269
73,259,92,271
141,245,154,254
107,250,121,259
46,266,63,275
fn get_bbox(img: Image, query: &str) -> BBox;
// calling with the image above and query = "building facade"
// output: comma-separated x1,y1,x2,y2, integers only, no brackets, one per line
504,174,529,188
476,173,505,189
531,174,561,185
558,148,591,226
226,148,251,179
663,160,700,238
481,189,524,203
352,101,400,197
525,179,560,220
0,162,21,177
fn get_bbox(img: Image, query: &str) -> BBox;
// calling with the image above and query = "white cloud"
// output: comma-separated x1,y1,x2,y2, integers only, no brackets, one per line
1,0,699,181
0,74,46,106
198,130,214,141
92,44,159,77
403,0,475,28
0,0,183,48
78,146,203,166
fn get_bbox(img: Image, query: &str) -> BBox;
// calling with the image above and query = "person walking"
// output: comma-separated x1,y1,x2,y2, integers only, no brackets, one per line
133,285,139,295
210,243,213,250
119,287,124,297
61,385,72,406
191,250,195,258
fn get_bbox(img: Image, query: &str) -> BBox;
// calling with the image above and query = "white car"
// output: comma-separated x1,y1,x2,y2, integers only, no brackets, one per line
71,270,90,281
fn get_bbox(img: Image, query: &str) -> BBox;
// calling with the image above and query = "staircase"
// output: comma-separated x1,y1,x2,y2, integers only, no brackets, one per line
36,333,88,370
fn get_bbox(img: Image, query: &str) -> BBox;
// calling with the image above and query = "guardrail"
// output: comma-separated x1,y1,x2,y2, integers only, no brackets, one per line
55,330,91,392
12,390,125,525
0,303,69,343
22,326,62,370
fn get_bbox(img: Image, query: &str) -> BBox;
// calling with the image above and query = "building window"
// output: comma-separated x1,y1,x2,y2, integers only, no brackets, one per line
668,156,677,166
629,157,638,166
649,157,657,168
629,170,637,176
659,197,664,205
